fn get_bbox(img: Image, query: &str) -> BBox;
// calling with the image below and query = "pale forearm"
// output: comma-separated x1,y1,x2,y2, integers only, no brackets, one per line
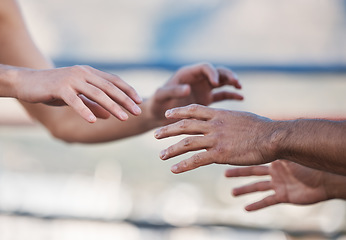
270,119,346,175
0,0,153,143
48,100,161,143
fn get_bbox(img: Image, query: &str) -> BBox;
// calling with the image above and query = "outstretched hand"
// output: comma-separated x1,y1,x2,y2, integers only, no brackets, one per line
15,65,142,123
225,160,341,211
154,104,273,174
147,63,243,125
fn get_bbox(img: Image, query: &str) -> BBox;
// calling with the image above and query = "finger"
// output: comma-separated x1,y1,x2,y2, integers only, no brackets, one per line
159,136,212,160
212,91,244,103
154,119,209,139
170,151,215,174
245,195,279,211
90,67,143,104
85,74,142,116
165,104,215,120
62,90,96,123
225,166,269,178
217,67,242,89
199,63,219,86
154,85,191,101
180,63,219,86
76,83,129,121
79,94,111,119
232,181,272,196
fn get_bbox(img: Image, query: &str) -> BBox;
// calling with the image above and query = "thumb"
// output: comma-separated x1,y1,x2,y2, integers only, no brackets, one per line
155,84,191,101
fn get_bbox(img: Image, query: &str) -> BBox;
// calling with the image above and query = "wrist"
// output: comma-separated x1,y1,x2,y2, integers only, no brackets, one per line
138,100,163,131
0,65,20,98
265,120,291,161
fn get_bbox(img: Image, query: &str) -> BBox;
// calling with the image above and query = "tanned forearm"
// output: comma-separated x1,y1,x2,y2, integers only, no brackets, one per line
271,119,346,175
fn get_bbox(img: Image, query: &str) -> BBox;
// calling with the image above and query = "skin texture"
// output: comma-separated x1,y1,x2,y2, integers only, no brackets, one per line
154,104,346,175
0,64,142,122
0,0,243,143
225,160,346,211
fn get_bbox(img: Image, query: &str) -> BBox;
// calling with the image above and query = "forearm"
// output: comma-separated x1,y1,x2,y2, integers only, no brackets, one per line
0,0,158,143
324,172,346,200
46,99,161,143
270,119,346,175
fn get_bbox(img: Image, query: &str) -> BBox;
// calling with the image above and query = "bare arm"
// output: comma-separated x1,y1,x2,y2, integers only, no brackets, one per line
0,0,142,123
155,104,346,175
0,0,243,143
270,119,346,174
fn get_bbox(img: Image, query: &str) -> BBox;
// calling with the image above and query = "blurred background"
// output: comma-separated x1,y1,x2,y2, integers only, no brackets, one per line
1,0,346,239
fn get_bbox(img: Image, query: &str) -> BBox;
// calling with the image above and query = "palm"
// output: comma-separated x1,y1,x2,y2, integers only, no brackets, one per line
148,63,242,124
168,71,214,106
269,160,328,205
228,160,332,211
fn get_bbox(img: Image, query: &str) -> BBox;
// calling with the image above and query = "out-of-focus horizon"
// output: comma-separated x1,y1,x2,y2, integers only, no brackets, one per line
20,0,346,64
1,0,346,239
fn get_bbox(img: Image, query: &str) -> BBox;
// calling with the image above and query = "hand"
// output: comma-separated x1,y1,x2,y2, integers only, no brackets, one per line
225,160,341,211
147,63,243,125
14,65,143,122
154,104,274,174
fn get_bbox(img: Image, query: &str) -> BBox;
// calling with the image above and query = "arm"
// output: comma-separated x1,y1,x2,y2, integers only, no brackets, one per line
0,0,243,143
44,64,243,143
0,0,142,123
154,104,346,175
225,160,346,211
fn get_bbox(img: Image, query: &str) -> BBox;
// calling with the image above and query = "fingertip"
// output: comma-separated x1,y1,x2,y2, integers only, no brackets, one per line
118,111,129,121
135,95,143,104
212,73,220,86
245,207,251,212
232,189,239,196
154,130,160,139
132,105,142,115
181,84,191,95
159,149,167,160
165,109,172,118
88,114,97,123
171,165,179,173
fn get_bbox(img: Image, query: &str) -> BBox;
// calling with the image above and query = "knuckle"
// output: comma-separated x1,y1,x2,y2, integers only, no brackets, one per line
201,62,212,69
183,138,191,147
212,119,224,128
192,154,201,165
188,104,199,112
89,87,102,97
74,65,90,74
215,145,224,155
179,119,189,129
181,160,188,169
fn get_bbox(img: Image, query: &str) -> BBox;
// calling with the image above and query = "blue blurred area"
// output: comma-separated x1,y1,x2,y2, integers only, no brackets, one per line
19,0,346,65
152,1,223,61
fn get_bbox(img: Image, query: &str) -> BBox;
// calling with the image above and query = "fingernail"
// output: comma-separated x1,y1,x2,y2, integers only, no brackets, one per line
165,110,172,117
160,150,166,160
171,165,178,173
133,105,142,115
154,130,160,138
88,115,96,123
119,112,128,120
136,95,143,103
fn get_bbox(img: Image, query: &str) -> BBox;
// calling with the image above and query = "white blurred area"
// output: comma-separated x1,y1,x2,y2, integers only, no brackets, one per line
1,0,346,239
